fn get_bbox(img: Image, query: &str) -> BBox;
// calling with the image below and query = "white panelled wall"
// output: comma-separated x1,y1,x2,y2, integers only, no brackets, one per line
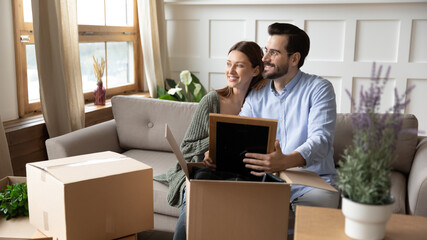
164,1,427,135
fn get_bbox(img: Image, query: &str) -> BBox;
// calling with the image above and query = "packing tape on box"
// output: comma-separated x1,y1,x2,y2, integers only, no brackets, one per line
65,157,128,167
41,156,128,171
106,215,115,234
43,211,49,231
41,171,46,182
34,157,128,182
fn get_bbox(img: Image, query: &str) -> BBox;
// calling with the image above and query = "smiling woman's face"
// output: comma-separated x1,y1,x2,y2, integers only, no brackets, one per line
225,50,259,91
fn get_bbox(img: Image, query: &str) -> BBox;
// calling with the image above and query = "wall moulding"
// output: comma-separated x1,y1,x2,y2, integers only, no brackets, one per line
164,0,427,6
164,1,427,132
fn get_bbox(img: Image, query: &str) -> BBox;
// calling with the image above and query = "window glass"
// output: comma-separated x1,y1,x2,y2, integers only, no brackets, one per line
26,44,40,103
77,0,105,25
23,0,33,23
106,42,134,88
14,0,138,116
106,0,133,26
79,42,106,93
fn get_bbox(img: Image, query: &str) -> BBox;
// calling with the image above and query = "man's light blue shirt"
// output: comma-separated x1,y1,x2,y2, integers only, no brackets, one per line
240,70,337,202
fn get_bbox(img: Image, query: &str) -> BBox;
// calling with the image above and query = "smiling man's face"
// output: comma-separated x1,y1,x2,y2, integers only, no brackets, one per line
262,35,293,80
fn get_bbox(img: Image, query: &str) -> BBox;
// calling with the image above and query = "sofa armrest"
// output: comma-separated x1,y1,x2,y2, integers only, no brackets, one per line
45,120,123,159
408,136,427,216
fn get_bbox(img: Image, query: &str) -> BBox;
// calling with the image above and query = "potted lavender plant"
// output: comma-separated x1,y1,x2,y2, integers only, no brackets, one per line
337,63,412,240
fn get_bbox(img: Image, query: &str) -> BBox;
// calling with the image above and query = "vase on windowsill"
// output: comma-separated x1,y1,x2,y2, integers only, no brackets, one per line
92,56,106,105
94,80,106,106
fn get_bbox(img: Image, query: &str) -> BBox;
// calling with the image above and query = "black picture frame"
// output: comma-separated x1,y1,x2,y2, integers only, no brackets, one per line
209,113,278,178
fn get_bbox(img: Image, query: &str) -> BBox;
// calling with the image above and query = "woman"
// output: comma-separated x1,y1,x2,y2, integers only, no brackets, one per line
154,41,266,240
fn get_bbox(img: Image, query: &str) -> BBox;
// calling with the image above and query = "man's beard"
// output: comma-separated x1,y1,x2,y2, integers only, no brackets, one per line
262,62,288,80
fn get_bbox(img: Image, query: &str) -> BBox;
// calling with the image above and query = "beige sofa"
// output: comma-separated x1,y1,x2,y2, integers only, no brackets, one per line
45,95,427,233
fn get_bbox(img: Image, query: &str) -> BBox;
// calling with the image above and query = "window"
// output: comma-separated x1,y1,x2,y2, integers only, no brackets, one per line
12,0,142,117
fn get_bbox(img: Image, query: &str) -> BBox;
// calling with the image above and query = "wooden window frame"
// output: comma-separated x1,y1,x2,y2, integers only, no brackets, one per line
12,0,143,117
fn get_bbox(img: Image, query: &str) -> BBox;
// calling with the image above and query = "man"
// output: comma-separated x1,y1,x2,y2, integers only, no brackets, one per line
240,23,339,211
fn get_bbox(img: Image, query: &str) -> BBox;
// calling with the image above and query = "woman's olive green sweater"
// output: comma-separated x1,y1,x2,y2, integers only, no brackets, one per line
153,91,220,207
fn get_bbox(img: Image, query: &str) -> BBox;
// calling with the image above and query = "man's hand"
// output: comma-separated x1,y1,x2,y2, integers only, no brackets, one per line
203,151,216,170
243,140,306,177
243,140,286,176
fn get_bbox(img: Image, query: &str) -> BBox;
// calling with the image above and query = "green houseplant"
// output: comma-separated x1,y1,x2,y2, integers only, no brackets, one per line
157,70,207,102
0,182,29,220
337,63,413,239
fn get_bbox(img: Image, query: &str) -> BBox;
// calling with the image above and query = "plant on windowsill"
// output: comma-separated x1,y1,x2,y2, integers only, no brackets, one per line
157,70,207,102
93,56,106,106
337,63,414,240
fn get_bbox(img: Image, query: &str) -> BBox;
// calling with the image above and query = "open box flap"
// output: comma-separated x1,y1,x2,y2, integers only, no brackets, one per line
0,216,51,240
166,124,205,179
0,177,52,240
0,176,26,190
165,124,191,179
279,168,338,192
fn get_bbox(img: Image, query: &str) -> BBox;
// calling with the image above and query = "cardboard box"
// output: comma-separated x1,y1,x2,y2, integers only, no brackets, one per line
165,124,337,240
184,167,336,240
26,151,154,240
186,175,290,240
0,176,52,240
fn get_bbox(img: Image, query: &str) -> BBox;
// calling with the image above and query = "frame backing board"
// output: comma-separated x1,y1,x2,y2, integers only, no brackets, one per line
209,113,278,177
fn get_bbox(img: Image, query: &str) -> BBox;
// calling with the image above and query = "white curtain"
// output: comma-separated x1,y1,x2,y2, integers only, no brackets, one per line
0,115,13,178
137,0,170,97
32,0,85,138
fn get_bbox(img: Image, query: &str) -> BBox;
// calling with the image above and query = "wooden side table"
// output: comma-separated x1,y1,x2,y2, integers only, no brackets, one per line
294,206,427,240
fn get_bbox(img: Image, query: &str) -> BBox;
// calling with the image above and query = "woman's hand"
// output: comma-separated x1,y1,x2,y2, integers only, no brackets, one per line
203,151,216,170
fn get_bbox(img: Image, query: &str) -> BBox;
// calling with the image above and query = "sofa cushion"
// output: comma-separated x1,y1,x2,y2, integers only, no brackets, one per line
333,114,418,174
46,120,123,160
408,136,427,216
333,114,353,165
122,149,181,217
153,181,181,217
112,96,198,152
391,171,406,214
153,213,179,233
394,114,419,174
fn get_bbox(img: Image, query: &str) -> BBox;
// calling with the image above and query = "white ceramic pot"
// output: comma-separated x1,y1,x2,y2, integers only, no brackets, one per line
341,196,394,240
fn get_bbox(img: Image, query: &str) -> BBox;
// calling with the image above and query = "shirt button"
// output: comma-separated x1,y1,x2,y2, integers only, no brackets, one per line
147,122,154,128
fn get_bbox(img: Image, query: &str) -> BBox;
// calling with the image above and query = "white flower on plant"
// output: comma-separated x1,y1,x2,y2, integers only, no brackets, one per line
194,83,202,95
167,87,182,95
180,70,192,86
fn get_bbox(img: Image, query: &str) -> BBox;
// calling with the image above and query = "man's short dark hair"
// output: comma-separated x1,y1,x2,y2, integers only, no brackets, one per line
268,23,310,68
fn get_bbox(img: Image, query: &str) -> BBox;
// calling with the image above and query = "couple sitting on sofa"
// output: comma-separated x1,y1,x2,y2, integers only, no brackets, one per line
155,22,339,240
